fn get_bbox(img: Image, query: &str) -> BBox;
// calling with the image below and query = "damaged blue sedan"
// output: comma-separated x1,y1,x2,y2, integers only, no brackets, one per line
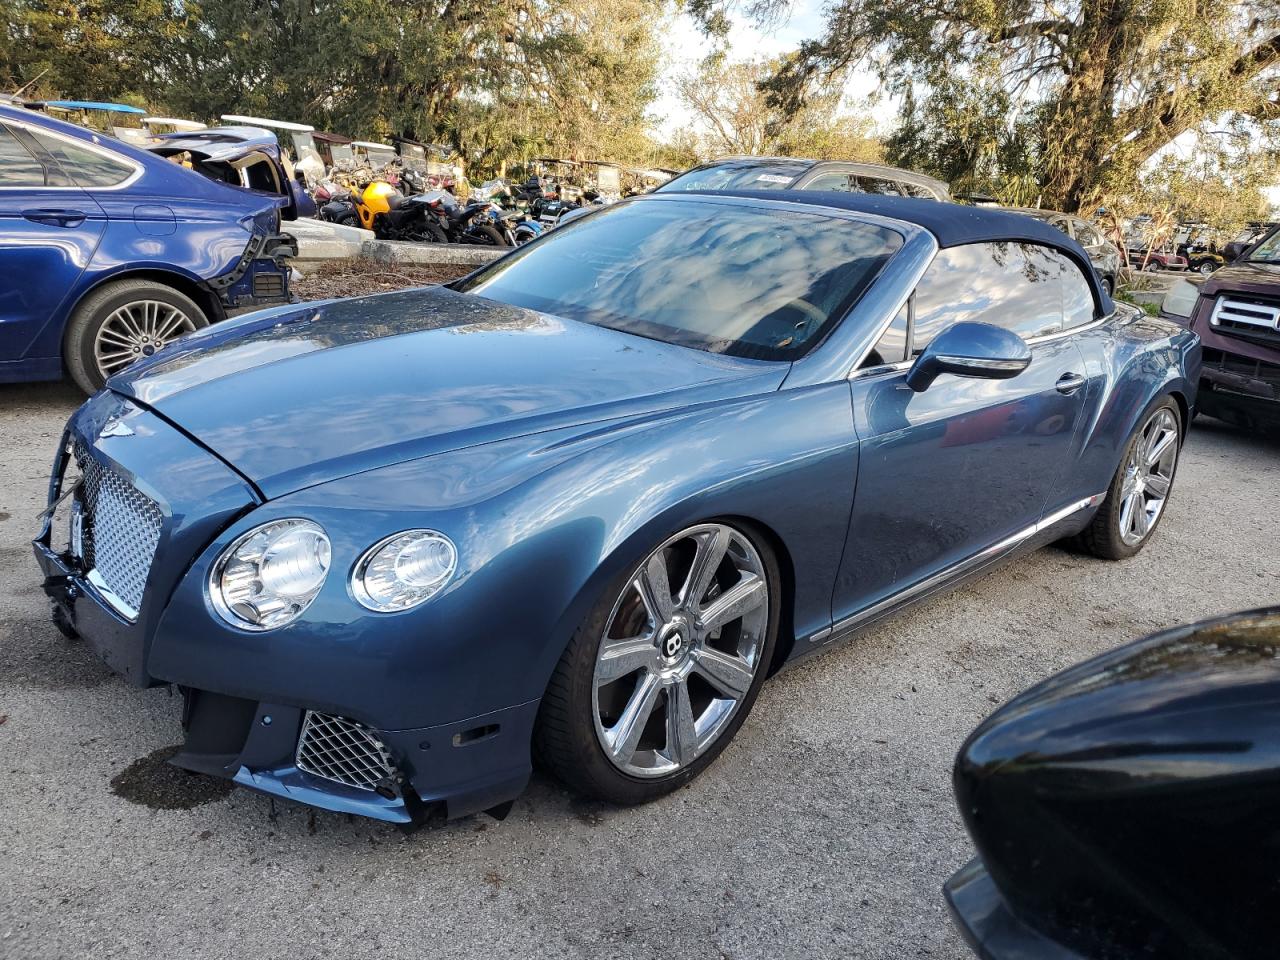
35,192,1200,823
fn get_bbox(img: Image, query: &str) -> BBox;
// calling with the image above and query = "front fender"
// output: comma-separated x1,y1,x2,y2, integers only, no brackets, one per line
148,382,858,730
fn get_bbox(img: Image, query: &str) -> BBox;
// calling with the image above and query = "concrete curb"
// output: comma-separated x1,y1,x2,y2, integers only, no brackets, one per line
361,240,507,266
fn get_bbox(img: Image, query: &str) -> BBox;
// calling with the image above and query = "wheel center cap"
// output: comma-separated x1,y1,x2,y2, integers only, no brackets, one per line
658,619,690,661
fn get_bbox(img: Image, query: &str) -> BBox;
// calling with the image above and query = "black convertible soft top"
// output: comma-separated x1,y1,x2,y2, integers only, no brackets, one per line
703,189,1116,314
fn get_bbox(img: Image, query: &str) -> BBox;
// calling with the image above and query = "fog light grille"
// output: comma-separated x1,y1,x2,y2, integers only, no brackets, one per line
295,711,396,792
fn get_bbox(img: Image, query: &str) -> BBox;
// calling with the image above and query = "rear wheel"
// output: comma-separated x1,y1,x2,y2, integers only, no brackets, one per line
468,223,508,246
1075,400,1181,560
536,521,779,804
64,279,208,394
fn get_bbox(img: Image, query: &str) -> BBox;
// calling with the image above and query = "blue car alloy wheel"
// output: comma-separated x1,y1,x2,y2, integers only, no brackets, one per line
33,191,1200,824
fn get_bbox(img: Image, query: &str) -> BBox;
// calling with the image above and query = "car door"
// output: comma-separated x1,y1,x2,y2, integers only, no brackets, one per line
830,241,1091,626
0,120,106,366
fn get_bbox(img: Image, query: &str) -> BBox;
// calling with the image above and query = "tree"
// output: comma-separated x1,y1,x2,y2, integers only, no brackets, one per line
2,0,667,175
1,0,166,101
675,55,881,160
707,0,1280,212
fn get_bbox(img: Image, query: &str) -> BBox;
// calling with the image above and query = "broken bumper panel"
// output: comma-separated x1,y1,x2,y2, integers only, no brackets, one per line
170,688,538,824
33,392,259,686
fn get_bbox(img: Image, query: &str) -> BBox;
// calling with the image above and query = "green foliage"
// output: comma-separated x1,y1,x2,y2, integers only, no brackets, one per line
1,0,169,100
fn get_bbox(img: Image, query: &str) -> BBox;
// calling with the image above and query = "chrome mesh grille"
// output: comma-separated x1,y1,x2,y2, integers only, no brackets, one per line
295,711,396,791
74,442,163,617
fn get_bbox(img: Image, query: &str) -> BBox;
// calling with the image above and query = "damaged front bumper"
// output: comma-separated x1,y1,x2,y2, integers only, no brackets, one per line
33,394,537,824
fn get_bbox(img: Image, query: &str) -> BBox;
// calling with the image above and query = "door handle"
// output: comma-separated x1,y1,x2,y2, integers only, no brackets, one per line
23,208,87,228
1056,372,1087,395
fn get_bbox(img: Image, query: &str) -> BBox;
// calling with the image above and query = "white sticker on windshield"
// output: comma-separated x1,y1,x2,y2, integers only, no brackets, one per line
754,174,793,184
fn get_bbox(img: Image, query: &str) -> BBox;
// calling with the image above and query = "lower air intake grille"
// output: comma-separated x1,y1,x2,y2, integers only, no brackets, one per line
295,711,396,791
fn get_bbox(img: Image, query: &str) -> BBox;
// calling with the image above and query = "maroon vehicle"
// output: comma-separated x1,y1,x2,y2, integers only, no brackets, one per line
1127,246,1188,271
1160,224,1280,431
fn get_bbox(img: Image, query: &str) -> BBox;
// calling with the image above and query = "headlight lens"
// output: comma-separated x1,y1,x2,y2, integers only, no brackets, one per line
352,530,457,612
209,519,331,630
1161,278,1201,319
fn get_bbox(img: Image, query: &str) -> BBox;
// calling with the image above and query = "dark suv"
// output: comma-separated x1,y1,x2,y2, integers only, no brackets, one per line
656,157,951,201
1160,223,1280,431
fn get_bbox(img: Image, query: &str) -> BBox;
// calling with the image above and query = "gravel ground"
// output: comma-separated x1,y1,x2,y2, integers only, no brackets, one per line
292,260,472,301
1,376,1277,960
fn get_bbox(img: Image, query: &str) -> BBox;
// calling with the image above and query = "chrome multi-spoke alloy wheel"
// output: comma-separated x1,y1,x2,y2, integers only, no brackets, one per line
94,299,196,377
592,523,769,778
1117,407,1179,546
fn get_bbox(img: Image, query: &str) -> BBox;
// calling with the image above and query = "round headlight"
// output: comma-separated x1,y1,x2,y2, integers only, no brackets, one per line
352,530,457,612
209,519,331,631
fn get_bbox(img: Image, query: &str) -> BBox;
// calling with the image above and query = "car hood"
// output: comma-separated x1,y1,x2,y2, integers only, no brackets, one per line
1202,259,1280,296
112,286,787,498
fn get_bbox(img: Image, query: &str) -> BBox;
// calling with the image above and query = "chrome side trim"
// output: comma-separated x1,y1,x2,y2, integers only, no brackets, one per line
86,567,140,621
1025,311,1114,346
808,493,1105,644
935,355,1029,371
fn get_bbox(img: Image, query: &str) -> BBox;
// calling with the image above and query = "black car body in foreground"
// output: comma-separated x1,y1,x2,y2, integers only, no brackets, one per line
945,607,1280,960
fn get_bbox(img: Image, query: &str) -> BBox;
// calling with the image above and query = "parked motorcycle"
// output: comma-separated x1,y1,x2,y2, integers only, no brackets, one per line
421,190,510,246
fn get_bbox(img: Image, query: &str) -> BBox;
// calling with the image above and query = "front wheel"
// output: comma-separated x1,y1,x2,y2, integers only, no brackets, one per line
535,521,779,804
64,279,208,393
1075,400,1182,560
1197,261,1217,275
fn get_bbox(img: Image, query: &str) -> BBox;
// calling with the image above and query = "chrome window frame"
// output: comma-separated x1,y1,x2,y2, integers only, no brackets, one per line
0,114,144,191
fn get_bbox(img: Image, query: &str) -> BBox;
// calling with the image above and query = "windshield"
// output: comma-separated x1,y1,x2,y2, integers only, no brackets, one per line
657,160,809,194
455,198,903,361
1246,227,1280,263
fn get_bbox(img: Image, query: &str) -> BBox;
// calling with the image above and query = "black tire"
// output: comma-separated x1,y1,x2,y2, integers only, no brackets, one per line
535,520,781,805
1074,397,1182,560
1101,276,1114,296
468,223,508,246
64,279,209,394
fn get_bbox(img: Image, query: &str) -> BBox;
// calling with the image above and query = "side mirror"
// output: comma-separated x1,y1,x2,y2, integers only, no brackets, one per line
905,321,1032,393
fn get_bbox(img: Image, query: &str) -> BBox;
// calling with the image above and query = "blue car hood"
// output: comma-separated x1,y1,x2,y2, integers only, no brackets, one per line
112,286,786,498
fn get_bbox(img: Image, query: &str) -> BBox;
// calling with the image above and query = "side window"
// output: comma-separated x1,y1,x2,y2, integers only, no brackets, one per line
803,172,851,192
1056,249,1097,329
850,175,907,196
26,130,135,188
863,299,910,367
1074,221,1104,247
0,124,47,186
911,242,1068,350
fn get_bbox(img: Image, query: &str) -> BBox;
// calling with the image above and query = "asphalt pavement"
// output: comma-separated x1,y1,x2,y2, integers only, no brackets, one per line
2,377,1277,960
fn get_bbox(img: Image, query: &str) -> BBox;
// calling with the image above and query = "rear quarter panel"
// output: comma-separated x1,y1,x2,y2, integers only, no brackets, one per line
1064,308,1199,504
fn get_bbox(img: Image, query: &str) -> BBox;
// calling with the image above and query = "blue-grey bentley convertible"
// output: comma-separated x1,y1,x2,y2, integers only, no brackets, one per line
35,192,1200,823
